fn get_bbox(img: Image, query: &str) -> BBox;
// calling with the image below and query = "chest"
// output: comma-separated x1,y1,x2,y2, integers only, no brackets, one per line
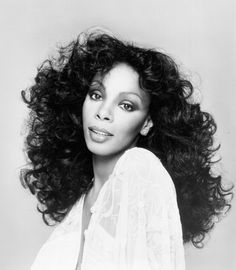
81,200,92,238
76,195,94,269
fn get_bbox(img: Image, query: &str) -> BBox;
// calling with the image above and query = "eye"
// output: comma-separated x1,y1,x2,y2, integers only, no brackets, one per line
89,91,102,100
120,103,134,112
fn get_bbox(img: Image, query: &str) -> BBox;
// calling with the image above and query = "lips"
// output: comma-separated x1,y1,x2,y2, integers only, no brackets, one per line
88,126,113,136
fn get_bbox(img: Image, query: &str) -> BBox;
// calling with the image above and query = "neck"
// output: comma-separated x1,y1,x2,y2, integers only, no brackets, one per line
88,144,137,199
91,152,122,195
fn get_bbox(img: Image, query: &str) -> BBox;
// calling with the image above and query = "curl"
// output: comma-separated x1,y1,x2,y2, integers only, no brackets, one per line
21,31,233,246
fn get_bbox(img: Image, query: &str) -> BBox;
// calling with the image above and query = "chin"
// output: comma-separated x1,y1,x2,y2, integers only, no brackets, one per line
85,141,113,156
86,139,137,158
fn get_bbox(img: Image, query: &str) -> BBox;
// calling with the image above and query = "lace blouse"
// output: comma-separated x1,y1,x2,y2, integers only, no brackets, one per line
31,147,185,270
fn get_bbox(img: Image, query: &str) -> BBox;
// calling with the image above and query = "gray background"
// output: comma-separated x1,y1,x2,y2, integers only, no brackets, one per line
0,0,235,269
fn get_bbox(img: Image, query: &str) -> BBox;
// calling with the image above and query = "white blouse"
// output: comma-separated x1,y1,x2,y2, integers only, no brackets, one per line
31,147,185,270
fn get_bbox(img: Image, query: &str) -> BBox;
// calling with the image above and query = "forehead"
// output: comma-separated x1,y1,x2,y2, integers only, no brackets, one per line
92,63,150,104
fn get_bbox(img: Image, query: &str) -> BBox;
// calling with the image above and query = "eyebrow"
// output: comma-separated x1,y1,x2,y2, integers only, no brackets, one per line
90,80,142,101
119,91,142,101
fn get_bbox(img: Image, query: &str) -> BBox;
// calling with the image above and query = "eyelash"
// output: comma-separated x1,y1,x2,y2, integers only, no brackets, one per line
88,91,134,112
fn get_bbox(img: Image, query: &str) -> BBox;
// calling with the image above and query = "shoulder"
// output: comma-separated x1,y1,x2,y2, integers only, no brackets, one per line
118,147,163,173
120,147,161,166
114,147,168,182
115,147,175,194
125,146,158,159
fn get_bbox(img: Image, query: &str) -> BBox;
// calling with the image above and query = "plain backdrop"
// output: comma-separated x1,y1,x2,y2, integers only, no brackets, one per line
0,0,235,269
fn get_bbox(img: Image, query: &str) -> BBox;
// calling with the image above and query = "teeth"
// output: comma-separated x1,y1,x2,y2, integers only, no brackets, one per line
92,129,110,136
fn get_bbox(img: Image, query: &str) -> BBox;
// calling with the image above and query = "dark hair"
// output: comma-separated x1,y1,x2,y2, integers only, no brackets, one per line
21,31,233,248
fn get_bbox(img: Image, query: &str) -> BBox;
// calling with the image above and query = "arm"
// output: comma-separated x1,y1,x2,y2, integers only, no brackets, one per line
97,147,185,270
144,156,185,270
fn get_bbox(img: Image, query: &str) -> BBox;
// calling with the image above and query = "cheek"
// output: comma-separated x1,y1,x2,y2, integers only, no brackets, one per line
82,103,85,118
118,114,146,137
82,97,91,122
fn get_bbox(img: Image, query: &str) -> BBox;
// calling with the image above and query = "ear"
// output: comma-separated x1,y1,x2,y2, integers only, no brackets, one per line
140,115,153,136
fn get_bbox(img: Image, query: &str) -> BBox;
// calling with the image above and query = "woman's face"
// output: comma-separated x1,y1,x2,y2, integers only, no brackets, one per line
82,63,152,157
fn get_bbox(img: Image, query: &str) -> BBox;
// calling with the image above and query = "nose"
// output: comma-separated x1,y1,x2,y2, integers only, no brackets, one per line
96,104,113,122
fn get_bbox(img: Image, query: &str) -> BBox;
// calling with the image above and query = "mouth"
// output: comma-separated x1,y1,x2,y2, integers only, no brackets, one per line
88,126,113,136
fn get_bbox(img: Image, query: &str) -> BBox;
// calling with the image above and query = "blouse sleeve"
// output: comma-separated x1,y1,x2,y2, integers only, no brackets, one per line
143,153,185,270
92,147,185,270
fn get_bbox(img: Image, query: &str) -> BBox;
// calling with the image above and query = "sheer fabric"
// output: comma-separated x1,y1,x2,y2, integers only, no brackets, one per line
31,147,185,270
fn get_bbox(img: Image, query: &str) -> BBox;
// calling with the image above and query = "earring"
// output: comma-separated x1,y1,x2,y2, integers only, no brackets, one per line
140,128,149,136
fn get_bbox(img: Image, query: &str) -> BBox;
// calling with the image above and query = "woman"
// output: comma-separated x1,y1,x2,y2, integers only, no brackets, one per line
21,31,233,270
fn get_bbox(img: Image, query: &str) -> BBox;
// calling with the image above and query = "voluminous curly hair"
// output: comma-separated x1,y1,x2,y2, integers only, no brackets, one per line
21,31,233,248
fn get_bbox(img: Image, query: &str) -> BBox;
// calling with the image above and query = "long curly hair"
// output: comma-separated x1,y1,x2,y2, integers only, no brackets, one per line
21,31,233,248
